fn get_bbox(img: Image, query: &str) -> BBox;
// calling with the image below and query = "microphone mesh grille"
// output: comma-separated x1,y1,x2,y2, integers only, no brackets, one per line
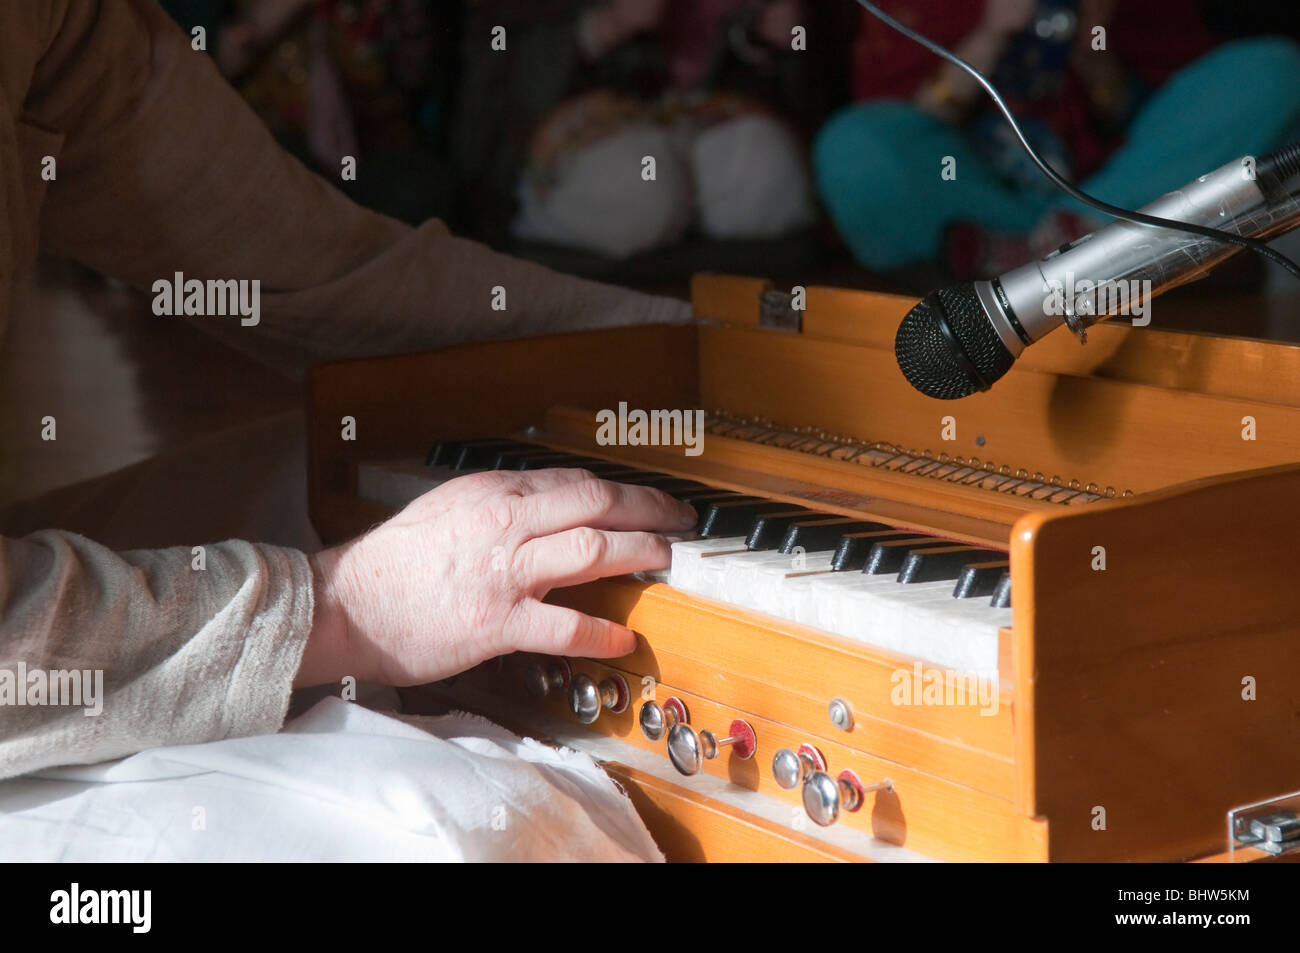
894,285,1016,399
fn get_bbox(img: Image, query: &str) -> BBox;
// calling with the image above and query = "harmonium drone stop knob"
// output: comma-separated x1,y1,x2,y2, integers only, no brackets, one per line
802,769,893,828
771,744,827,790
666,719,757,777
523,658,571,700
569,672,629,725
639,697,689,742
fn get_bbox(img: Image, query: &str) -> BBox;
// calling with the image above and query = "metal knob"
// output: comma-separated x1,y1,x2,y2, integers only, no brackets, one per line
828,698,854,732
568,672,629,725
639,696,689,742
802,769,892,827
666,719,756,776
524,658,570,699
771,743,826,790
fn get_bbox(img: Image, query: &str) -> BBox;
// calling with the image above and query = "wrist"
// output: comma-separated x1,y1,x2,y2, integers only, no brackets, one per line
297,546,361,687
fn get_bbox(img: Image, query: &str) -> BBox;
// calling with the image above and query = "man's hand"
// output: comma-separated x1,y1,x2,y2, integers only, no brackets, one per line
296,468,697,687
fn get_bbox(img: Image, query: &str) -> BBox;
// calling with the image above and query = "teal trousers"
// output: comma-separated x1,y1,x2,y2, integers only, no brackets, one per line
814,37,1300,270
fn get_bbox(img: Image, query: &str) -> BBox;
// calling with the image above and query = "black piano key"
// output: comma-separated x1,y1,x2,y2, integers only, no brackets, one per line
952,559,1010,598
427,438,520,467
426,440,457,466
518,456,624,472
700,500,793,538
990,570,1012,608
746,508,815,550
862,537,952,575
679,489,743,504
648,480,715,500
455,440,533,470
897,546,1006,584
614,472,698,488
598,470,687,485
831,530,912,571
778,517,893,555
507,454,599,470
679,490,753,520
492,448,573,469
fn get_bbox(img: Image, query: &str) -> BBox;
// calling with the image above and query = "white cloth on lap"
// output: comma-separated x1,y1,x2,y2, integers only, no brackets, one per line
0,698,663,862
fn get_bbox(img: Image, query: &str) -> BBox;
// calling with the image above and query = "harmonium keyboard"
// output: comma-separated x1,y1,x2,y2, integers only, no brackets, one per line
307,274,1300,862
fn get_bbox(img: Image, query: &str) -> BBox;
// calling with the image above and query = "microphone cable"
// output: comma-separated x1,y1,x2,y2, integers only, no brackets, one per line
851,0,1300,281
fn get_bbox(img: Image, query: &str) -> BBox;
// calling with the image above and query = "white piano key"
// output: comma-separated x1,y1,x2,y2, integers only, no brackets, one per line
635,532,701,584
668,537,748,594
810,572,911,632
709,551,803,605
745,554,835,616
837,579,1005,671
771,568,838,624
702,552,771,605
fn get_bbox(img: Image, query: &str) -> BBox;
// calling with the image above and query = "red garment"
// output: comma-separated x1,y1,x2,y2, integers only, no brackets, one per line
849,0,1217,175
851,0,1214,100
850,0,984,102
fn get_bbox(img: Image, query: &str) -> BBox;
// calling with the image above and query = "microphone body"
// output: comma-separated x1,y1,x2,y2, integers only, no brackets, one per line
895,151,1300,399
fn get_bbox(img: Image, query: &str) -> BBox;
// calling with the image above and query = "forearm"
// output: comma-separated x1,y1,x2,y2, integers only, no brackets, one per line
0,531,313,779
189,219,691,380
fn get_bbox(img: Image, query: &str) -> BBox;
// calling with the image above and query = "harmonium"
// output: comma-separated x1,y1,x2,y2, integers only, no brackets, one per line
307,274,1300,862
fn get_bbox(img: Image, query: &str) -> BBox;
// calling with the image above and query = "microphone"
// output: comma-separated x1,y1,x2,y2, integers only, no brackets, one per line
895,146,1300,399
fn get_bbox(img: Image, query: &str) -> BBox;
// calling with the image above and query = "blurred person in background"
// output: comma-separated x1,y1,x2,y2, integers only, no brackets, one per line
454,0,853,257
813,0,1300,280
194,0,459,225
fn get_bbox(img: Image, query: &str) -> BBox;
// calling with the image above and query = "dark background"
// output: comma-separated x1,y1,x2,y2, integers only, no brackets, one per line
157,0,1300,296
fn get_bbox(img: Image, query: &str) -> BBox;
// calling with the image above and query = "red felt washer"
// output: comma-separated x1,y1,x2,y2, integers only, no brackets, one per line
608,673,630,714
797,743,827,772
728,719,757,760
837,769,865,812
554,657,572,688
663,697,689,726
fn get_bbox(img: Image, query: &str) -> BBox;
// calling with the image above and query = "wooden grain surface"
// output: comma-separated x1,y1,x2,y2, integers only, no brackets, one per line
442,654,1044,862
308,274,1300,863
1012,463,1300,860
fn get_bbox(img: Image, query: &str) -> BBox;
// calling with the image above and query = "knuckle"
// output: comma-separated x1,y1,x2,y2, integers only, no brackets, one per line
568,527,607,567
482,493,521,532
573,478,619,518
553,611,589,649
450,470,499,493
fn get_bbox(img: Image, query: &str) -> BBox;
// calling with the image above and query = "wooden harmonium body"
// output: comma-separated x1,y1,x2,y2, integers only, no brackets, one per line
307,274,1300,862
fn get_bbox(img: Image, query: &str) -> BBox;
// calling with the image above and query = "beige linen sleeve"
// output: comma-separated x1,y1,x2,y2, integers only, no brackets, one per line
0,532,314,779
